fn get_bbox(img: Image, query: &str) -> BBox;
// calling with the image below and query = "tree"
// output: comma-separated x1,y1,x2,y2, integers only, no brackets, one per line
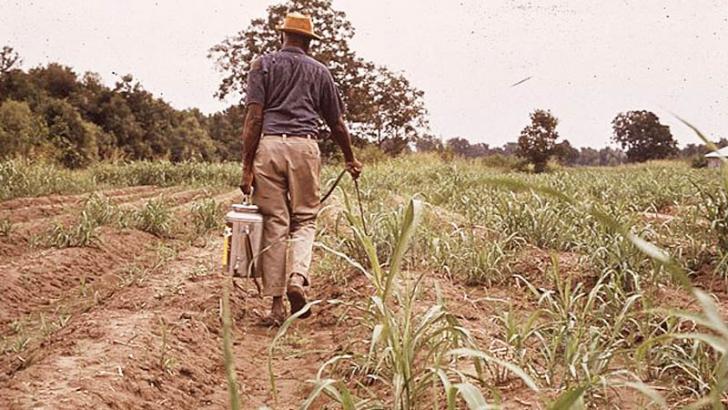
446,137,471,157
611,110,677,162
444,137,491,158
0,100,48,158
598,147,626,166
40,98,99,168
29,63,78,99
206,104,245,161
208,0,428,149
362,66,427,145
502,142,519,156
553,139,579,165
414,134,443,152
0,46,21,75
517,109,560,173
680,143,709,158
577,147,599,166
169,113,217,162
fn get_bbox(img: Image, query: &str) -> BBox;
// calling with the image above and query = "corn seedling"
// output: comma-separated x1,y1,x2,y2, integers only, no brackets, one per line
191,198,222,234
47,211,100,248
134,198,172,237
0,218,12,236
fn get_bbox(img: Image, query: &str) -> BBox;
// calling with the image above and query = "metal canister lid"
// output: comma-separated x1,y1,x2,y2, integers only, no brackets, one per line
232,203,260,213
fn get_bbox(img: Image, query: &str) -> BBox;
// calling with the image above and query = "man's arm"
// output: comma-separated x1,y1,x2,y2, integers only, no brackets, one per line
326,115,362,179
240,57,265,195
319,70,362,179
240,103,264,195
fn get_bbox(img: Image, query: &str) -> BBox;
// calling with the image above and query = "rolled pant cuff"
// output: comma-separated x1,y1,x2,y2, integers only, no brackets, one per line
289,271,310,287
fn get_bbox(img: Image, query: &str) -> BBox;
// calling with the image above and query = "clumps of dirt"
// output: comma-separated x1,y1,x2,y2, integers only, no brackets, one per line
511,246,597,289
0,227,160,328
0,186,164,224
642,211,675,224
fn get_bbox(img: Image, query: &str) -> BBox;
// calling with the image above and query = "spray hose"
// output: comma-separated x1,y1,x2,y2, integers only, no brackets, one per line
321,168,369,236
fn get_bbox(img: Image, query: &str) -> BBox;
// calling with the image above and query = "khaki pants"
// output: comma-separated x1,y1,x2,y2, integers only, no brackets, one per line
252,136,320,297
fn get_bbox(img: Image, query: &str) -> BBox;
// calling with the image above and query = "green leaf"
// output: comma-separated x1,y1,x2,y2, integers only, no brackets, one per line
383,198,423,302
301,379,338,410
454,382,490,409
548,386,586,410
448,348,539,391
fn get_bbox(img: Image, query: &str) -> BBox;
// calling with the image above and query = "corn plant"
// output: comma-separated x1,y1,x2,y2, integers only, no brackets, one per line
134,198,172,237
83,193,118,225
0,218,12,236
191,198,223,234
47,211,100,248
303,196,538,409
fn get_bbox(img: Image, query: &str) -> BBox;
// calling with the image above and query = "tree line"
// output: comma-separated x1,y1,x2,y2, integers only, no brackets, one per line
426,109,717,172
0,46,247,167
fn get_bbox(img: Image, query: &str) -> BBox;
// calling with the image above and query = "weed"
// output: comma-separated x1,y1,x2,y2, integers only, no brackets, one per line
158,318,177,375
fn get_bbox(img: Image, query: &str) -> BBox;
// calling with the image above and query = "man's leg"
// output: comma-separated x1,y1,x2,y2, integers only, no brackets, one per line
252,139,290,323
285,138,321,317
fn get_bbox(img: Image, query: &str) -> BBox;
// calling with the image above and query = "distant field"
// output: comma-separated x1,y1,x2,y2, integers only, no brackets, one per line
0,159,243,201
1,157,726,408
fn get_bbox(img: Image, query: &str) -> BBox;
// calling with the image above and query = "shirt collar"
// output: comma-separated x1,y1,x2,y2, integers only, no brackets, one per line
281,46,306,55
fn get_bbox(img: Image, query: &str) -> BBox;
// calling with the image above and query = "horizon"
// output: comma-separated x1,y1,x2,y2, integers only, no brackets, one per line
1,0,726,149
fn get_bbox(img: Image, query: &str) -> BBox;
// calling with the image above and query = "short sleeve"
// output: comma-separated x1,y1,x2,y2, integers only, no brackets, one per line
245,58,266,106
319,70,344,125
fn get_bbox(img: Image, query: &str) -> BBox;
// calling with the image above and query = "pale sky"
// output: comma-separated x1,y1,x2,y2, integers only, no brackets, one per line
1,0,727,148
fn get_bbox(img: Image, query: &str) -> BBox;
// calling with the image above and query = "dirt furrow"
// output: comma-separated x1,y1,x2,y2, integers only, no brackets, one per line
0,231,347,409
0,186,158,212
0,187,225,264
0,227,163,331
3,186,182,225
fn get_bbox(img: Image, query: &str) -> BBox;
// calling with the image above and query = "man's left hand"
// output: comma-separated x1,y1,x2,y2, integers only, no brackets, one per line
240,168,254,195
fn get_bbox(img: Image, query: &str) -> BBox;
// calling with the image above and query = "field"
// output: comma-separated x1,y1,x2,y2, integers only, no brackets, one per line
1,156,728,409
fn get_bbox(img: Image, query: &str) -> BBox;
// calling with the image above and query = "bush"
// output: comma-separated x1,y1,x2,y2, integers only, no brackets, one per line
691,154,708,169
480,154,520,170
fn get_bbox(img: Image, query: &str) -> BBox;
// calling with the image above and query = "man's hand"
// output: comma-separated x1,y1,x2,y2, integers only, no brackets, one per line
345,159,363,180
240,168,254,195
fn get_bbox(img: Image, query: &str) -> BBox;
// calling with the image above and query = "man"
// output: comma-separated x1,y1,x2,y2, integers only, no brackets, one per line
240,12,362,326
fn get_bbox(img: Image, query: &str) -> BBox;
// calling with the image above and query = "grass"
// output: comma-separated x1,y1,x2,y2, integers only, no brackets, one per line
0,159,241,201
306,151,728,407
5,140,728,407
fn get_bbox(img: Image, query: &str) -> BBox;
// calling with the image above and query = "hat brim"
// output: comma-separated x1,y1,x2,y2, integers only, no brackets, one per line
276,26,322,41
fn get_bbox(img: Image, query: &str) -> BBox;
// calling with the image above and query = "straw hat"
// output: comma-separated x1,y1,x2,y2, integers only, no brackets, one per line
276,12,321,40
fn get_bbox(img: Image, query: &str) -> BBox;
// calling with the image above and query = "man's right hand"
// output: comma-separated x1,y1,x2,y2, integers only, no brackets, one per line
240,167,255,195
346,159,363,180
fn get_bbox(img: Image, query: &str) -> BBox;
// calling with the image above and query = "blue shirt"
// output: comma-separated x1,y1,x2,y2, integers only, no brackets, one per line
245,46,344,137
